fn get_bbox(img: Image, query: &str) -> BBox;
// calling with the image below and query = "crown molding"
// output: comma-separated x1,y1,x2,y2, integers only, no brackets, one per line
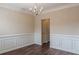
0,4,79,16
0,5,34,16
42,4,79,14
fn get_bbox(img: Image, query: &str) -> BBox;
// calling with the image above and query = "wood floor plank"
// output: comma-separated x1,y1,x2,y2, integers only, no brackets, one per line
0,44,77,55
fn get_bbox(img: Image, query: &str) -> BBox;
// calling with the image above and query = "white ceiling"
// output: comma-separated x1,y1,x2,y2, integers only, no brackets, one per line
0,3,78,15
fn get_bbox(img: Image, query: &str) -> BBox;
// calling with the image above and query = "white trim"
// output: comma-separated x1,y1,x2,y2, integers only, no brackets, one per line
0,43,34,54
42,4,79,14
34,41,42,45
0,33,33,38
50,34,79,54
50,34,79,38
0,33,34,54
0,5,33,16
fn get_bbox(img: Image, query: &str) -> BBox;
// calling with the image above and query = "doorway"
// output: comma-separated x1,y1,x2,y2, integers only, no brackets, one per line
41,19,50,47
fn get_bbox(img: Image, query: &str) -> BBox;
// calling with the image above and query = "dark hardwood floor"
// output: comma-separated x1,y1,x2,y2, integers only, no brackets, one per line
0,44,77,55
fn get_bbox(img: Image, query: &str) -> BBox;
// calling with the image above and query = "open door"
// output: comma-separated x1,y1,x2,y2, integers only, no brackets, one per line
41,19,50,47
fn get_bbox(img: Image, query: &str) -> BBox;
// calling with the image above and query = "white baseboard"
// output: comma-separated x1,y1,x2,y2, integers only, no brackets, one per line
0,43,34,54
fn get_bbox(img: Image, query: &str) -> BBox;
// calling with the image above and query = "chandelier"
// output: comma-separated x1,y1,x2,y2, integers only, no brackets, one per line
29,5,43,16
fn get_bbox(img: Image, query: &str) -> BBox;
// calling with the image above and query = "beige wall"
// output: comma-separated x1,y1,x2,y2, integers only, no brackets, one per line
35,5,79,44
0,7,35,35
51,6,79,35
0,7,35,53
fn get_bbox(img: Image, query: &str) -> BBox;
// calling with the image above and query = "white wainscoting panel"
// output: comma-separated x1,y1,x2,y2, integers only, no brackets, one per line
72,39,79,53
50,34,79,54
0,33,34,54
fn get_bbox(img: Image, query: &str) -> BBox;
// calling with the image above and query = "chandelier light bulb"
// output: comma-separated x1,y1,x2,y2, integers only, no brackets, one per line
29,8,32,11
34,9,36,12
40,7,43,12
34,5,37,9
